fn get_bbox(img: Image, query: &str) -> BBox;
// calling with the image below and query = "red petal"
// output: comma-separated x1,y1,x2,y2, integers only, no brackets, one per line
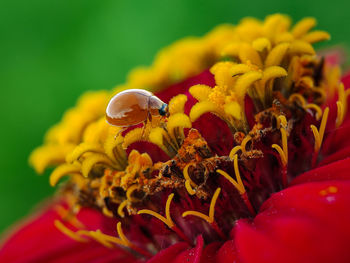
147,242,189,263
214,240,238,263
291,157,350,185
172,236,204,263
0,202,137,263
236,181,350,263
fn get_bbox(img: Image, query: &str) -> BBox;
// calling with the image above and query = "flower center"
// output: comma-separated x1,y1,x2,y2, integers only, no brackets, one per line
29,14,348,259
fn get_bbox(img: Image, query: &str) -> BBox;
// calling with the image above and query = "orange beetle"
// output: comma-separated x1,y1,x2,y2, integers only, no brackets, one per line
106,89,168,127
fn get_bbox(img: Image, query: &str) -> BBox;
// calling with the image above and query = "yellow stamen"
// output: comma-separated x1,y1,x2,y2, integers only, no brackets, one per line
272,118,288,166
241,135,251,155
289,93,306,106
54,220,88,242
138,193,175,228
183,163,198,187
336,101,344,128
276,115,287,129
117,200,129,218
185,180,196,195
217,164,245,195
55,205,85,229
305,103,323,121
310,107,329,152
229,145,242,160
182,188,221,224
126,184,141,202
116,222,132,247
102,207,114,218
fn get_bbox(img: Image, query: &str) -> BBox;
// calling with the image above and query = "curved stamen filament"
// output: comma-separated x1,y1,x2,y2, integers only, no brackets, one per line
241,135,252,155
182,188,224,238
276,115,287,129
118,200,129,218
229,145,242,160
54,220,88,242
272,125,288,167
126,184,141,202
55,205,85,229
310,107,329,153
185,180,196,195
289,93,306,106
137,193,191,243
138,193,174,228
183,163,198,195
182,188,220,223
217,156,245,195
336,101,344,128
305,103,323,121
102,207,114,218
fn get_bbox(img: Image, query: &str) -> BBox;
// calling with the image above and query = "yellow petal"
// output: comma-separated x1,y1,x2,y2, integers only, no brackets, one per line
288,40,315,55
302,31,330,44
189,84,212,101
230,64,252,76
265,43,290,67
29,144,75,174
234,71,263,102
292,17,316,38
81,153,115,178
122,128,144,150
252,37,271,52
169,94,188,115
239,43,263,68
167,113,192,137
50,163,81,186
66,143,104,163
189,101,223,122
224,101,242,120
262,66,288,86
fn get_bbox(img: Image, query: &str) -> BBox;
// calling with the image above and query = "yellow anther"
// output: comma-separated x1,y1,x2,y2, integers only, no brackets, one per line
138,193,175,228
305,103,323,121
54,220,88,243
289,93,306,106
277,115,287,129
310,107,329,153
50,163,82,187
336,101,344,128
182,188,221,224
241,135,252,155
88,230,114,248
55,205,85,229
272,119,288,167
126,184,141,202
183,163,198,187
272,144,287,166
117,200,129,218
229,145,242,160
185,180,196,195
217,155,245,194
116,222,132,247
102,207,114,218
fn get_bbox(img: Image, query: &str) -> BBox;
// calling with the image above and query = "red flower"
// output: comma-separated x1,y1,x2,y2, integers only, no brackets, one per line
1,14,350,263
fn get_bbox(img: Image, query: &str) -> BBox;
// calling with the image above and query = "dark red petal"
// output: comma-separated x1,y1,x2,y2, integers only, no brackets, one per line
0,202,137,263
291,157,350,185
172,236,204,263
147,242,189,263
200,242,221,263
235,181,350,263
214,240,238,263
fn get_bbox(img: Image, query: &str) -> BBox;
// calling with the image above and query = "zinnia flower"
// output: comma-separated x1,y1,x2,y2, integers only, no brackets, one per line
1,14,350,263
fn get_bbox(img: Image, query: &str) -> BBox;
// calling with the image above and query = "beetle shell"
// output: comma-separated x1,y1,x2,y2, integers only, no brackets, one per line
106,89,166,127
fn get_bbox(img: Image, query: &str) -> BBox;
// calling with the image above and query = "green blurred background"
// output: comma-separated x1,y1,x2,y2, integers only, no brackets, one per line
0,0,349,233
